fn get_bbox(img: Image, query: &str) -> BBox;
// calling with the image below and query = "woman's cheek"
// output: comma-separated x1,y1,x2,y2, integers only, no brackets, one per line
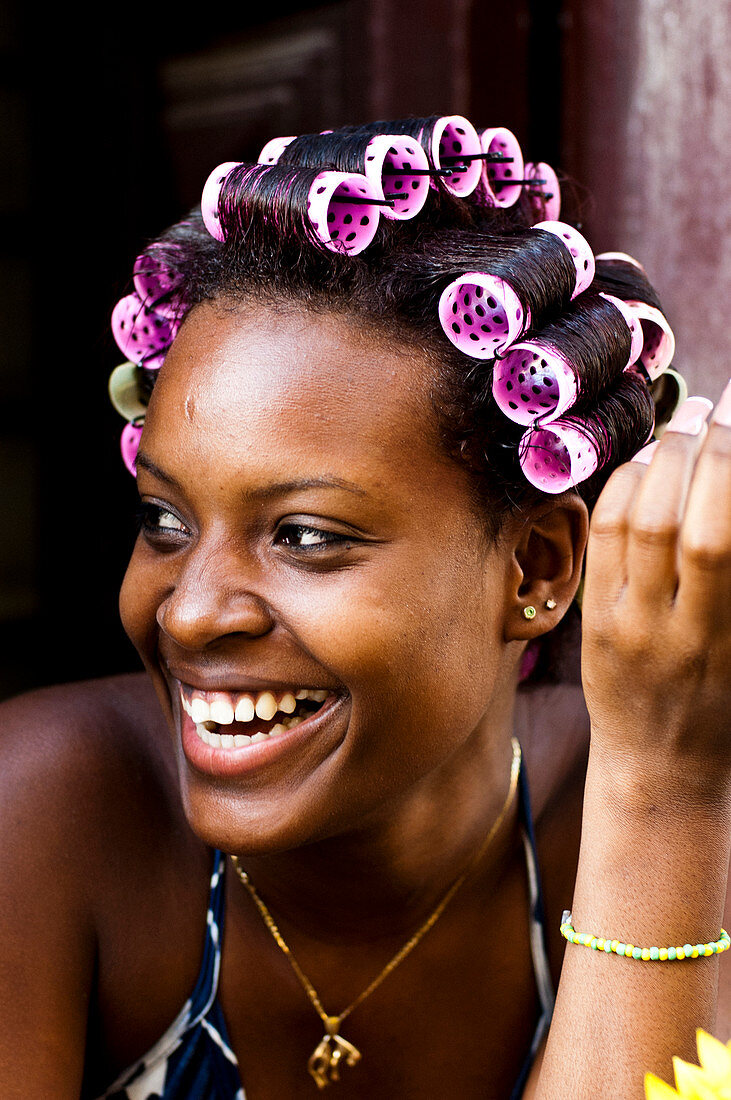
119,542,164,663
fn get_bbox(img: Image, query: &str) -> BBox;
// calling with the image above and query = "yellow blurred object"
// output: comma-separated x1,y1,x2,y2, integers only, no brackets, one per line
645,1031,731,1099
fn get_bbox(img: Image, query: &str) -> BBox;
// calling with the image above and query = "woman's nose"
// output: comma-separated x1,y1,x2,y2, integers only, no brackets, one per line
156,543,275,650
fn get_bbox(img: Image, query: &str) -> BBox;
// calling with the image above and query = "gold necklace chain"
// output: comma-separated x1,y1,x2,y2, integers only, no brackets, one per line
231,736,521,1089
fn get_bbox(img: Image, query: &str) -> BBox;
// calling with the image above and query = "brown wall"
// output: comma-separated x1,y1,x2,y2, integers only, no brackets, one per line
563,0,731,400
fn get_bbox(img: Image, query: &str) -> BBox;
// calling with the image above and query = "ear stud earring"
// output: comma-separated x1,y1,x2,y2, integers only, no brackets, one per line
546,598,557,610
523,606,537,620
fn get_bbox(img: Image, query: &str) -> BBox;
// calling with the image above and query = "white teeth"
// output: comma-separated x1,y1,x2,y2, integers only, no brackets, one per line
181,695,193,717
294,688,328,703
282,715,305,730
210,697,235,725
220,734,234,748
235,695,255,723
234,734,251,747
255,691,277,721
190,697,210,724
269,723,286,737
208,731,222,748
251,732,268,744
279,692,296,714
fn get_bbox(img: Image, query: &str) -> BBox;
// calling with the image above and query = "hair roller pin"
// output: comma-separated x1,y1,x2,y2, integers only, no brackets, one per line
480,127,525,208
425,115,483,197
363,135,431,219
599,293,644,367
111,293,178,368
438,273,528,358
524,161,561,221
624,301,675,380
257,136,296,165
532,221,595,298
307,171,384,254
492,342,578,426
519,419,601,494
120,421,143,477
201,161,241,241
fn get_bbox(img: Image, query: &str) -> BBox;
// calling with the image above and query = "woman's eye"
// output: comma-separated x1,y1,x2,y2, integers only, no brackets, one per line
276,524,354,552
136,502,188,535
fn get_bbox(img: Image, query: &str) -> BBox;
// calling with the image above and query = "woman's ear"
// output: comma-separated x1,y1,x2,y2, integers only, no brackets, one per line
503,496,589,642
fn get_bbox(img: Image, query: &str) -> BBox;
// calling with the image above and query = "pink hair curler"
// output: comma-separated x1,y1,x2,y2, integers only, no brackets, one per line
257,136,296,165
624,301,675,380
132,246,184,319
201,161,241,241
112,293,178,366
524,161,561,222
438,272,528,359
492,342,578,426
307,171,383,255
120,421,143,477
595,251,646,273
363,134,431,220
480,128,524,208
518,419,601,493
599,293,644,367
533,220,595,298
426,115,482,197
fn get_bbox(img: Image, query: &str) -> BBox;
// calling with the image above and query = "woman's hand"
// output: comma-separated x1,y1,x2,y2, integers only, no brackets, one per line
580,386,731,806
537,383,731,1099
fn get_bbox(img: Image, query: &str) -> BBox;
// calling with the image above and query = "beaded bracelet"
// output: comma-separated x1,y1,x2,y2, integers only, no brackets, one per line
560,911,731,961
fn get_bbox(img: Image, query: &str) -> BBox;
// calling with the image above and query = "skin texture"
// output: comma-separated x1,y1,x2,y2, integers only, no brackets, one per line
0,302,728,1099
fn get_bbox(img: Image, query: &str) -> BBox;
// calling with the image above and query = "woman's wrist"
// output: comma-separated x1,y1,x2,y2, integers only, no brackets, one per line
572,735,731,947
585,729,731,822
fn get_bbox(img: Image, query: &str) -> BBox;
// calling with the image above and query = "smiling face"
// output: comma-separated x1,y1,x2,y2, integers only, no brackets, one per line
120,299,524,853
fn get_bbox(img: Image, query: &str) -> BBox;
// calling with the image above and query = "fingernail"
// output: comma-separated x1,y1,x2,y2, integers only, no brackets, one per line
666,396,713,436
712,377,731,428
632,440,659,465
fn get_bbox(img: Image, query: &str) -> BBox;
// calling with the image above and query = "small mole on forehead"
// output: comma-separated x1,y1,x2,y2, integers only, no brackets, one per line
184,394,196,421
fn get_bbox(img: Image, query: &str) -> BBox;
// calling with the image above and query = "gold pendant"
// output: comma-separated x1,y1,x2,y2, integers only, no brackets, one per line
307,1017,361,1089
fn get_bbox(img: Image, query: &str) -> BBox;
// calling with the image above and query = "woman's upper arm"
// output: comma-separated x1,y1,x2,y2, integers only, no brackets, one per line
0,689,98,1098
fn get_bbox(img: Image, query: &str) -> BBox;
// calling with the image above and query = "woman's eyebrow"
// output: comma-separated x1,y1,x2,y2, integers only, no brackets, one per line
136,454,367,500
242,477,368,501
136,453,182,489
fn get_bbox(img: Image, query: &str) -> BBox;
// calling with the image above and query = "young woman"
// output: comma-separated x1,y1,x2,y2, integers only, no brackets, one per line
1,117,728,1100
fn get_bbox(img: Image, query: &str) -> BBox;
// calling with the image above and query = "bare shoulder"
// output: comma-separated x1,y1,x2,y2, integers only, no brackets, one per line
0,672,181,851
0,674,208,1096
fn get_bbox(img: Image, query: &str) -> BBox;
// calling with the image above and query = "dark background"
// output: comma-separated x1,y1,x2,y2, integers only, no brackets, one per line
1,0,729,699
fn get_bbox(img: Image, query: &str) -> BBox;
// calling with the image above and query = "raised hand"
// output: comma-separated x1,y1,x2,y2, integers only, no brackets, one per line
581,387,731,802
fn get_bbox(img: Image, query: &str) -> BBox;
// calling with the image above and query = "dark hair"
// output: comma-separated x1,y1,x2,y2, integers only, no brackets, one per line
126,118,665,536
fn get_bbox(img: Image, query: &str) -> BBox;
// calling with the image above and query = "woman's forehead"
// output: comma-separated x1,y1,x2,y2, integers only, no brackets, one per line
142,300,459,500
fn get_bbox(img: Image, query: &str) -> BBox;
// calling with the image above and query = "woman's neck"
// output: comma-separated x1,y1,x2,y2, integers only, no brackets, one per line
232,714,519,944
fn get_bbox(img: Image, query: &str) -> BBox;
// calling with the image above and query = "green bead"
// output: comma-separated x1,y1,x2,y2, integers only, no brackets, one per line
650,947,660,960
616,943,626,956
632,948,642,960
668,947,677,960
590,939,599,950
603,942,612,952
683,944,693,955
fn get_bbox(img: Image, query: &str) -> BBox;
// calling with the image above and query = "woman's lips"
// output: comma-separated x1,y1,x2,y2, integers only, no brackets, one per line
176,682,347,778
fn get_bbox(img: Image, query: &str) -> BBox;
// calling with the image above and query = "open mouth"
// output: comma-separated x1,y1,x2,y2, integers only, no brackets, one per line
179,684,332,749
